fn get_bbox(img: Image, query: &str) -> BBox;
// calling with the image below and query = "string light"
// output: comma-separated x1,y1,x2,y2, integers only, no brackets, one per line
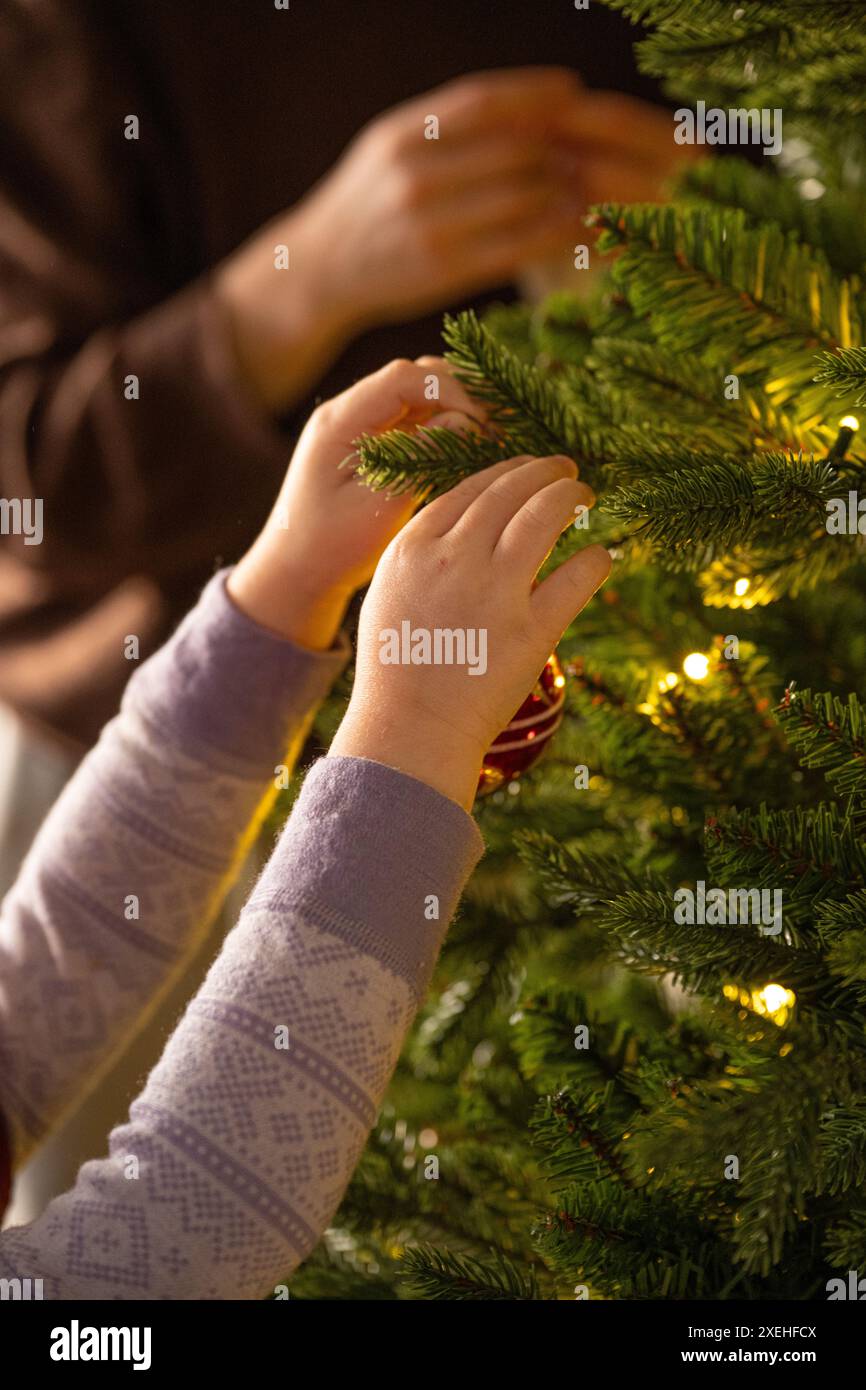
723,982,796,1026
827,414,860,465
734,577,750,597
683,652,710,680
754,983,795,1020
657,671,679,692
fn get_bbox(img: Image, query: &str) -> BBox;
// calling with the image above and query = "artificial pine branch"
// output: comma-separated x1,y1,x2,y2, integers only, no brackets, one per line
533,1181,739,1298
591,203,864,368
355,309,614,499
818,1104,866,1196
775,687,866,795
610,2,866,120
814,345,866,406
399,1245,542,1301
604,453,836,562
680,158,866,278
325,0,866,1303
704,801,866,924
698,539,859,607
824,1211,866,1272
354,424,503,498
530,1087,636,1189
515,830,654,908
440,309,577,448
597,887,814,990
587,335,803,457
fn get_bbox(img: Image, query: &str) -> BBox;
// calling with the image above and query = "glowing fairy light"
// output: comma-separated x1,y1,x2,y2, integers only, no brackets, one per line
723,982,796,1026
734,577,750,597
754,983,795,1021
683,652,710,681
657,671,679,692
828,415,860,464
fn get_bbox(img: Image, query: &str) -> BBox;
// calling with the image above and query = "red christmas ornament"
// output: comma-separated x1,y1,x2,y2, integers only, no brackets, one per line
476,651,566,797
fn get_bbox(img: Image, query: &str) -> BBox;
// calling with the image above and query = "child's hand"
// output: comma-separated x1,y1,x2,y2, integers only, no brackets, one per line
329,454,611,809
228,358,484,648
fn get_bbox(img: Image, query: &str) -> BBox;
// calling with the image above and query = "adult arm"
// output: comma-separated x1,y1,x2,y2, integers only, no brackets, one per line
0,1,341,586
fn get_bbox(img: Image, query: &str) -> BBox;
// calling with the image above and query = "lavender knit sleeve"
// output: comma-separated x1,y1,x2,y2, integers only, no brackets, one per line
0,576,485,1299
0,568,348,1165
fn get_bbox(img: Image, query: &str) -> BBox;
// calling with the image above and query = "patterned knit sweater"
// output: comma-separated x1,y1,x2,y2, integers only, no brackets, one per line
0,572,484,1298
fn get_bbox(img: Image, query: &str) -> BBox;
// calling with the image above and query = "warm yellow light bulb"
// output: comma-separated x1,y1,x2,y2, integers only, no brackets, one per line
840,415,860,431
657,671,679,692
683,652,710,680
755,984,790,1014
734,577,750,597
724,981,796,1027
752,983,796,1026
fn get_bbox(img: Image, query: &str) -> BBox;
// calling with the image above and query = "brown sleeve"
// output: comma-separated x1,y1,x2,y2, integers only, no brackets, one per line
0,0,287,593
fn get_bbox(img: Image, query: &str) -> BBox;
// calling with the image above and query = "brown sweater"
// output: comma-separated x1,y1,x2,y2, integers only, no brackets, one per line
0,0,653,747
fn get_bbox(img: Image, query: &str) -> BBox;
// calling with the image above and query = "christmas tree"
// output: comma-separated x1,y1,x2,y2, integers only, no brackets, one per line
289,0,866,1300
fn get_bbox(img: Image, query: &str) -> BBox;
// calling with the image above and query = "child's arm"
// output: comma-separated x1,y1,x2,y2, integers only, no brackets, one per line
0,573,347,1167
0,358,481,1167
0,447,609,1298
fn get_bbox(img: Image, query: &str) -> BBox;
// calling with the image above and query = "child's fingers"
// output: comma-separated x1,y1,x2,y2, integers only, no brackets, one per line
494,476,595,576
410,356,487,425
449,454,578,554
531,543,612,639
415,455,534,535
332,358,486,445
423,409,485,436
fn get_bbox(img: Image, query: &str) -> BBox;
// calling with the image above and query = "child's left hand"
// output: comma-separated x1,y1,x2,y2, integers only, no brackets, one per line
228,357,485,648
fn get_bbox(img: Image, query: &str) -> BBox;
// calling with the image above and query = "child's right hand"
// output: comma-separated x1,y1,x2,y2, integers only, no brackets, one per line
329,454,610,810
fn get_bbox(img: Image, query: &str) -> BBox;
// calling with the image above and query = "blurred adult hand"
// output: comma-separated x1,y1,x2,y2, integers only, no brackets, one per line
214,68,587,411
557,88,701,207
518,87,702,298
214,69,696,413
290,68,592,328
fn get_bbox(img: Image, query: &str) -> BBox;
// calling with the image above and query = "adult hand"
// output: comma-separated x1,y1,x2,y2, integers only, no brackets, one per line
214,68,589,411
